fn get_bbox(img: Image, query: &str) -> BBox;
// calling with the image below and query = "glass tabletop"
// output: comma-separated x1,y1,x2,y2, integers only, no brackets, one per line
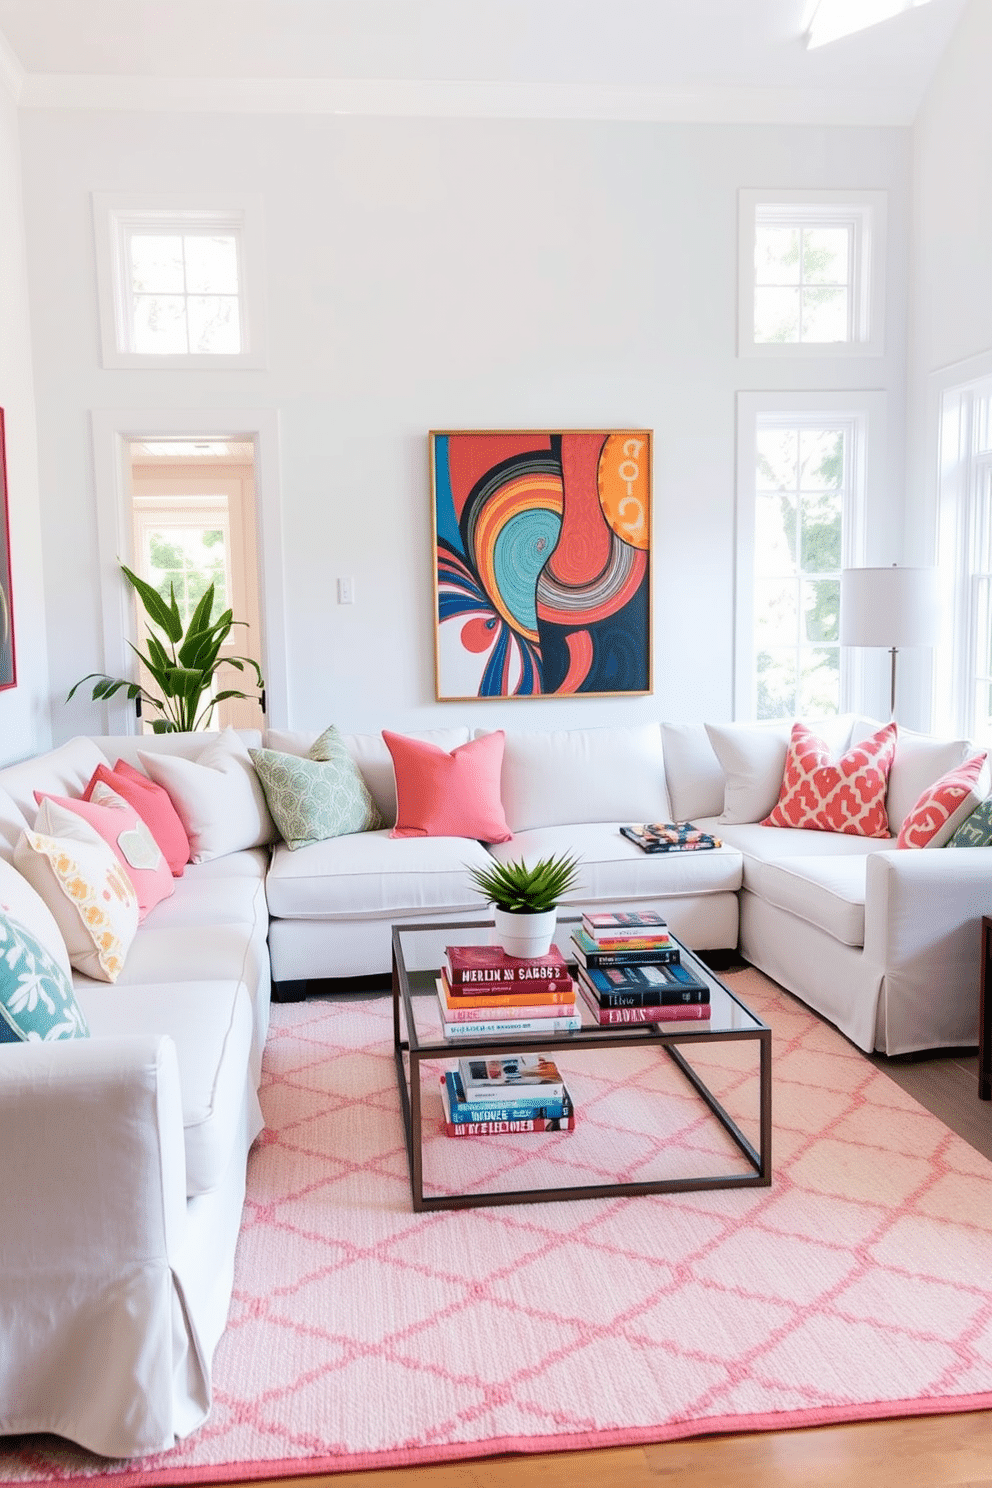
394,915,767,1053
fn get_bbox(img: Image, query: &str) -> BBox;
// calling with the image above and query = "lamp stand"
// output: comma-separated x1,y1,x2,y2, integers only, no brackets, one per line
889,646,897,720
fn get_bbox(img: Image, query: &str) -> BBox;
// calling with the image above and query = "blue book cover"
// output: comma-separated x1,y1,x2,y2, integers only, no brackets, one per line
443,1070,569,1123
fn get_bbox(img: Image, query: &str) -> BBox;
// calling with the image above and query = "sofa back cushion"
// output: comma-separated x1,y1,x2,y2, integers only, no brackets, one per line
479,724,670,833
661,723,726,821
0,737,111,863
264,727,471,827
705,716,858,825
849,720,973,832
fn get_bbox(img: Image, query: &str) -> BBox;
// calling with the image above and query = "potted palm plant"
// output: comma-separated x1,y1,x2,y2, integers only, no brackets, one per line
68,563,264,733
466,851,582,958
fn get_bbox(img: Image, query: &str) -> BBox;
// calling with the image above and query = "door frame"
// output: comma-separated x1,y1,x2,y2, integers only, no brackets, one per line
90,406,288,734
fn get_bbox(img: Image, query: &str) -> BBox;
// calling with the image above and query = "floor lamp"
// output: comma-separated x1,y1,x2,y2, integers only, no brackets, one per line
839,565,940,719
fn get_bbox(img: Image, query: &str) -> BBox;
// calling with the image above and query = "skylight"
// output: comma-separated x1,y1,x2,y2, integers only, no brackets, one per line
805,0,936,48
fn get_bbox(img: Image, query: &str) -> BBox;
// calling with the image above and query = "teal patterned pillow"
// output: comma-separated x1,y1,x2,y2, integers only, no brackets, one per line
0,909,90,1043
250,728,383,850
946,795,992,847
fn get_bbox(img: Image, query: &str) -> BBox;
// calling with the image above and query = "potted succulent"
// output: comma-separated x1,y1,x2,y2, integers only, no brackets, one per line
467,851,582,959
68,564,264,733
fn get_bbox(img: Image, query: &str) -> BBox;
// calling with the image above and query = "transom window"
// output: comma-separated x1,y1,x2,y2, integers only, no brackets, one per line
126,231,241,356
739,191,885,356
93,196,267,369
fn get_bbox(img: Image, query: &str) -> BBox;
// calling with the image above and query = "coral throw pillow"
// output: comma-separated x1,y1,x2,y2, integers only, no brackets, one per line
35,785,175,921
88,760,191,876
896,753,990,849
383,729,512,842
761,721,898,838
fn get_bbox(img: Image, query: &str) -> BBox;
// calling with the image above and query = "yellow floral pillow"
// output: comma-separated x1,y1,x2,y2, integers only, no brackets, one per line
13,798,139,983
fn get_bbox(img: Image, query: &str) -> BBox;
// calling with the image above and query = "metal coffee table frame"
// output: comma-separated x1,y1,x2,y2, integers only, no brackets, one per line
392,917,772,1212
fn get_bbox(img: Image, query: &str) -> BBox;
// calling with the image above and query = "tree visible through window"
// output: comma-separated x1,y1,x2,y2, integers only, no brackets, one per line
754,223,851,344
754,424,846,718
146,526,228,624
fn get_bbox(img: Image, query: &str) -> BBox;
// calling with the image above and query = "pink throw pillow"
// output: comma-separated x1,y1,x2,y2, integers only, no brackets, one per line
85,761,191,876
383,729,512,842
896,753,990,849
35,786,175,921
761,721,898,838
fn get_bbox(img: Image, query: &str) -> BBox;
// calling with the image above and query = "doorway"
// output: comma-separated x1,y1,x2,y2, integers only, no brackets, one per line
126,435,265,731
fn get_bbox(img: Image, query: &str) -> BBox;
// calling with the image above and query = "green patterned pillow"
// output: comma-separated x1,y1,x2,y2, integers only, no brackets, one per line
0,909,90,1043
250,728,383,850
945,795,992,847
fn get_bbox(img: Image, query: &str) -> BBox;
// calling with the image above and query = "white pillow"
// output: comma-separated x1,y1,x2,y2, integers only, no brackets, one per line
661,723,726,821
479,725,670,833
139,727,276,863
706,716,857,825
13,799,139,983
0,855,72,980
850,720,972,832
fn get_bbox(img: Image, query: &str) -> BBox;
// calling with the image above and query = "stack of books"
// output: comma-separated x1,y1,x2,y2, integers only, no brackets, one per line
435,942,581,1039
571,911,712,1025
439,1054,575,1137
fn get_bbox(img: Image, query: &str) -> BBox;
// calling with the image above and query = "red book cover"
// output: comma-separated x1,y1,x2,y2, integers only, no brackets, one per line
439,969,576,1007
445,942,570,986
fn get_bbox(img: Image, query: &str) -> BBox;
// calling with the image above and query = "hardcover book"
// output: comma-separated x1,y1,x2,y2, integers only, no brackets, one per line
583,910,669,932
458,1053,564,1100
571,927,680,969
577,969,709,1009
580,960,710,1001
577,982,711,1025
442,1070,570,1121
434,987,582,1038
439,969,575,1007
440,1078,576,1137
444,943,570,985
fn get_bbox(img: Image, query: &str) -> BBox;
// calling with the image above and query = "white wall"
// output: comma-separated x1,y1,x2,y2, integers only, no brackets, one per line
0,70,49,763
18,108,912,741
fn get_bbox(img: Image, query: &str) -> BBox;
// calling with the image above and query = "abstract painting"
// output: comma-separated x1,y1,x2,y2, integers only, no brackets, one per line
0,409,15,691
431,429,651,700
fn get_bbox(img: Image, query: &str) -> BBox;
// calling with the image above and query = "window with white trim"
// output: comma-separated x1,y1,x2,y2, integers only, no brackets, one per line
739,191,886,356
935,373,992,744
93,196,267,368
736,393,881,720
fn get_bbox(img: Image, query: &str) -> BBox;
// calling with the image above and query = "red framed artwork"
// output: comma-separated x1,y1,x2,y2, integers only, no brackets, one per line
0,409,15,690
431,428,652,700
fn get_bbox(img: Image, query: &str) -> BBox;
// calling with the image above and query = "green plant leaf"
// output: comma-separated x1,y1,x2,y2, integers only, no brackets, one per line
121,564,184,644
466,852,581,913
177,585,216,664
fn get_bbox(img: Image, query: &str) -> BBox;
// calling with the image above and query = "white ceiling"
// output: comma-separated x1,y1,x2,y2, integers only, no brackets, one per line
0,0,971,124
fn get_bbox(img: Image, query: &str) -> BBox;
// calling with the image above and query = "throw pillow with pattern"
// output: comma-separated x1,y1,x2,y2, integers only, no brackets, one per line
896,752,990,849
761,721,898,837
0,908,90,1043
946,794,992,848
249,726,383,849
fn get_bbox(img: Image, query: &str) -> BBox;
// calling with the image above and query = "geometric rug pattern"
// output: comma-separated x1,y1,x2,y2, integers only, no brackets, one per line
3,968,992,1485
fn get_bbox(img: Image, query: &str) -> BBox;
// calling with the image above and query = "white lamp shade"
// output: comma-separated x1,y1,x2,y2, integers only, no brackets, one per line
840,566,940,649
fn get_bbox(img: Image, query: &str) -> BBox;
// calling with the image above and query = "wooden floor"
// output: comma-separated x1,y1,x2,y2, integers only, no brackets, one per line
243,972,992,1488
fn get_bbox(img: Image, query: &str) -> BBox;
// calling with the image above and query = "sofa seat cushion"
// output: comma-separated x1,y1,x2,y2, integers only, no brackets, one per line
743,855,869,947
266,830,496,920
75,980,255,1196
486,824,743,903
714,819,891,870
142,872,267,933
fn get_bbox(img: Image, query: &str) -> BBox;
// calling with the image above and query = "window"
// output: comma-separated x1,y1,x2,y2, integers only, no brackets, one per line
93,196,267,368
739,191,886,356
935,370,992,744
736,393,882,721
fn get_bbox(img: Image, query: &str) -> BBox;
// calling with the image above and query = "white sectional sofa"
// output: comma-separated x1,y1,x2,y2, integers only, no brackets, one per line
0,712,987,1459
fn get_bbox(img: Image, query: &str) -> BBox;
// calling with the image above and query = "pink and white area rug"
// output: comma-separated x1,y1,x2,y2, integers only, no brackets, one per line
4,969,992,1485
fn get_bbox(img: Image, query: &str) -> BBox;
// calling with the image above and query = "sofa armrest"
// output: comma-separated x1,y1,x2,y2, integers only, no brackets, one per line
0,1034,187,1269
864,846,991,1052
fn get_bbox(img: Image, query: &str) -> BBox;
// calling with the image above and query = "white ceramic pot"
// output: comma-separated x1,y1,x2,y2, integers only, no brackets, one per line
492,906,557,960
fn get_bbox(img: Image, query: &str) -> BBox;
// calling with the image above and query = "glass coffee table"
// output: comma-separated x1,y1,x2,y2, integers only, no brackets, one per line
392,916,771,1211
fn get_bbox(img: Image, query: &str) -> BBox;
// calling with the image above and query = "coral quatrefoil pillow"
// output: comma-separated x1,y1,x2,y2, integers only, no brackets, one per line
761,721,898,837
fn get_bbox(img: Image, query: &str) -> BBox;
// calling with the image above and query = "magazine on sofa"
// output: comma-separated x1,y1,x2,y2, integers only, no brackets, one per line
620,822,722,853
